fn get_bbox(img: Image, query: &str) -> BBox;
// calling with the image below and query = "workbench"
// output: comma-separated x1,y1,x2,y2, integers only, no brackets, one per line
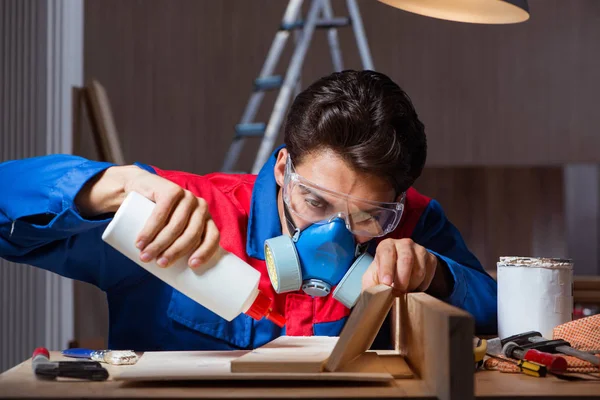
1,292,597,400
0,353,597,400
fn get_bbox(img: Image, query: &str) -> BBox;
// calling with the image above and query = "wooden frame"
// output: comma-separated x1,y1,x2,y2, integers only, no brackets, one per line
112,287,474,399
396,293,474,400
0,289,475,399
229,284,405,377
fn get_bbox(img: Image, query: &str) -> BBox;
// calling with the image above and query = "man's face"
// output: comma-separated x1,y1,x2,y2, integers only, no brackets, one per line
274,148,398,243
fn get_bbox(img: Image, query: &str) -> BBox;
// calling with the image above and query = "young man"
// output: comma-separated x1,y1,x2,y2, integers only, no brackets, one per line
0,70,497,351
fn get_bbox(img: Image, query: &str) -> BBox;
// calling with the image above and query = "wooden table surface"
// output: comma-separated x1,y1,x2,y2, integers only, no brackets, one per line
0,352,598,399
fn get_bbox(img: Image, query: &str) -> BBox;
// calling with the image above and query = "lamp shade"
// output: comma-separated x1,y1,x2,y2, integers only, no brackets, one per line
378,0,530,24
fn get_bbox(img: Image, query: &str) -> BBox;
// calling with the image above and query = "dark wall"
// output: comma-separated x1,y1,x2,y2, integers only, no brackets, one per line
414,167,566,270
83,0,600,172
78,0,596,346
81,0,594,266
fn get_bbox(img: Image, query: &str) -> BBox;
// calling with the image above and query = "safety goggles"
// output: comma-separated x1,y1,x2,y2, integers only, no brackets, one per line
283,155,405,237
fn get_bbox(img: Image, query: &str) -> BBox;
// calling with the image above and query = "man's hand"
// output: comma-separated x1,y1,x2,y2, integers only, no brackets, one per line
75,166,220,269
362,238,438,294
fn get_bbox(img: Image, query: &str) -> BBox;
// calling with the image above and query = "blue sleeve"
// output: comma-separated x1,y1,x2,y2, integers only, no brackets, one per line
412,199,498,334
0,155,149,291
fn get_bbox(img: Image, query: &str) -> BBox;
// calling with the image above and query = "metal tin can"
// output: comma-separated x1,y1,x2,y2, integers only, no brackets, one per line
497,257,573,339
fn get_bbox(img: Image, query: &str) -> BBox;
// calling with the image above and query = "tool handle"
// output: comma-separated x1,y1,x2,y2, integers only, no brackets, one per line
56,361,109,381
501,331,542,346
523,338,570,353
62,348,96,359
527,337,600,366
518,360,547,378
557,346,600,366
523,349,568,373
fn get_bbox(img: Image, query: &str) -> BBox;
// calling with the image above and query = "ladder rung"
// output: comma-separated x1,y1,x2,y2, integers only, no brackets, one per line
317,17,351,28
254,76,283,91
235,123,266,138
281,17,351,31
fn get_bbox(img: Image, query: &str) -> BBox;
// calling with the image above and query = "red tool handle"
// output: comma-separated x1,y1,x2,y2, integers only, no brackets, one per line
32,347,50,359
523,349,568,373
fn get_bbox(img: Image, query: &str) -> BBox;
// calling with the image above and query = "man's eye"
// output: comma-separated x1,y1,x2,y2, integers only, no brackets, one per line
353,211,376,223
305,198,323,208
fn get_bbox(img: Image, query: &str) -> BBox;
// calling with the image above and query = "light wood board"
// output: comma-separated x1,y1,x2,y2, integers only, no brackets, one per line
229,336,413,379
113,350,392,382
230,285,395,375
325,284,394,372
338,351,413,379
230,336,338,373
117,285,400,382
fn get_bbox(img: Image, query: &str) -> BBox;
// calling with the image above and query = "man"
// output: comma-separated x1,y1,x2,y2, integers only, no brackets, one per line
0,70,497,351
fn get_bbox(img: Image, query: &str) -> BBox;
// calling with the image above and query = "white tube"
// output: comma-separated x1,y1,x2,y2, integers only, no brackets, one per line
101,191,261,321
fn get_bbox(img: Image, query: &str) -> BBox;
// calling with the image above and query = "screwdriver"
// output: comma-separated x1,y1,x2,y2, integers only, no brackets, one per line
486,353,547,377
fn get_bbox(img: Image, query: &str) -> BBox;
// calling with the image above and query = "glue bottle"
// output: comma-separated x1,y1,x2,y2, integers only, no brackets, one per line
101,191,285,327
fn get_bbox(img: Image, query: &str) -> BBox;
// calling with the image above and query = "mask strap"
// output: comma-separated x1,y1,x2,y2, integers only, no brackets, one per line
355,242,369,257
283,202,301,242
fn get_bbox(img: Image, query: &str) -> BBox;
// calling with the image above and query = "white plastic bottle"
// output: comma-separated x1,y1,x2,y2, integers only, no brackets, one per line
101,191,285,327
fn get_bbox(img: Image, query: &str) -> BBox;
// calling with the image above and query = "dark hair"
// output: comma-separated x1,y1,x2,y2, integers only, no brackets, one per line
284,70,427,194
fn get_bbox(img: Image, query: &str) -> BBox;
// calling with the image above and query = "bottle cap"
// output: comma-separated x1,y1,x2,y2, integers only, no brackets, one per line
265,308,287,328
245,291,286,328
33,347,50,359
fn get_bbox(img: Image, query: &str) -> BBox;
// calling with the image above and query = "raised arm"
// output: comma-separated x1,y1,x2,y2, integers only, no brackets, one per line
0,154,220,291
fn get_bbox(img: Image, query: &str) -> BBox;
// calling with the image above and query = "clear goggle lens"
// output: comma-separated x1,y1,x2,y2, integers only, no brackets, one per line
283,156,404,237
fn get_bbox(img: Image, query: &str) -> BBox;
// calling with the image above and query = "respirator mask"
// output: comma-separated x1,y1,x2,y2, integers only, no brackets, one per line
264,155,405,308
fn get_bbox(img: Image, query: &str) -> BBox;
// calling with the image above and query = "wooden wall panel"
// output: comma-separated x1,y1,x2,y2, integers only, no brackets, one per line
414,167,567,271
563,165,600,275
83,0,290,172
359,0,600,166
83,0,600,172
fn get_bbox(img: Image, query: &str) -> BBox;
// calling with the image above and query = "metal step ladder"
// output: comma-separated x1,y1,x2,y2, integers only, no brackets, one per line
221,0,374,174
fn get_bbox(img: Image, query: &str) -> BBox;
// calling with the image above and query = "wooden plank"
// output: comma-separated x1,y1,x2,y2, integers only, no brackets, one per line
113,350,392,382
398,293,474,400
119,347,413,382
373,352,414,379
83,80,125,165
232,285,394,375
230,336,337,374
391,297,402,352
329,351,412,378
325,285,394,372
